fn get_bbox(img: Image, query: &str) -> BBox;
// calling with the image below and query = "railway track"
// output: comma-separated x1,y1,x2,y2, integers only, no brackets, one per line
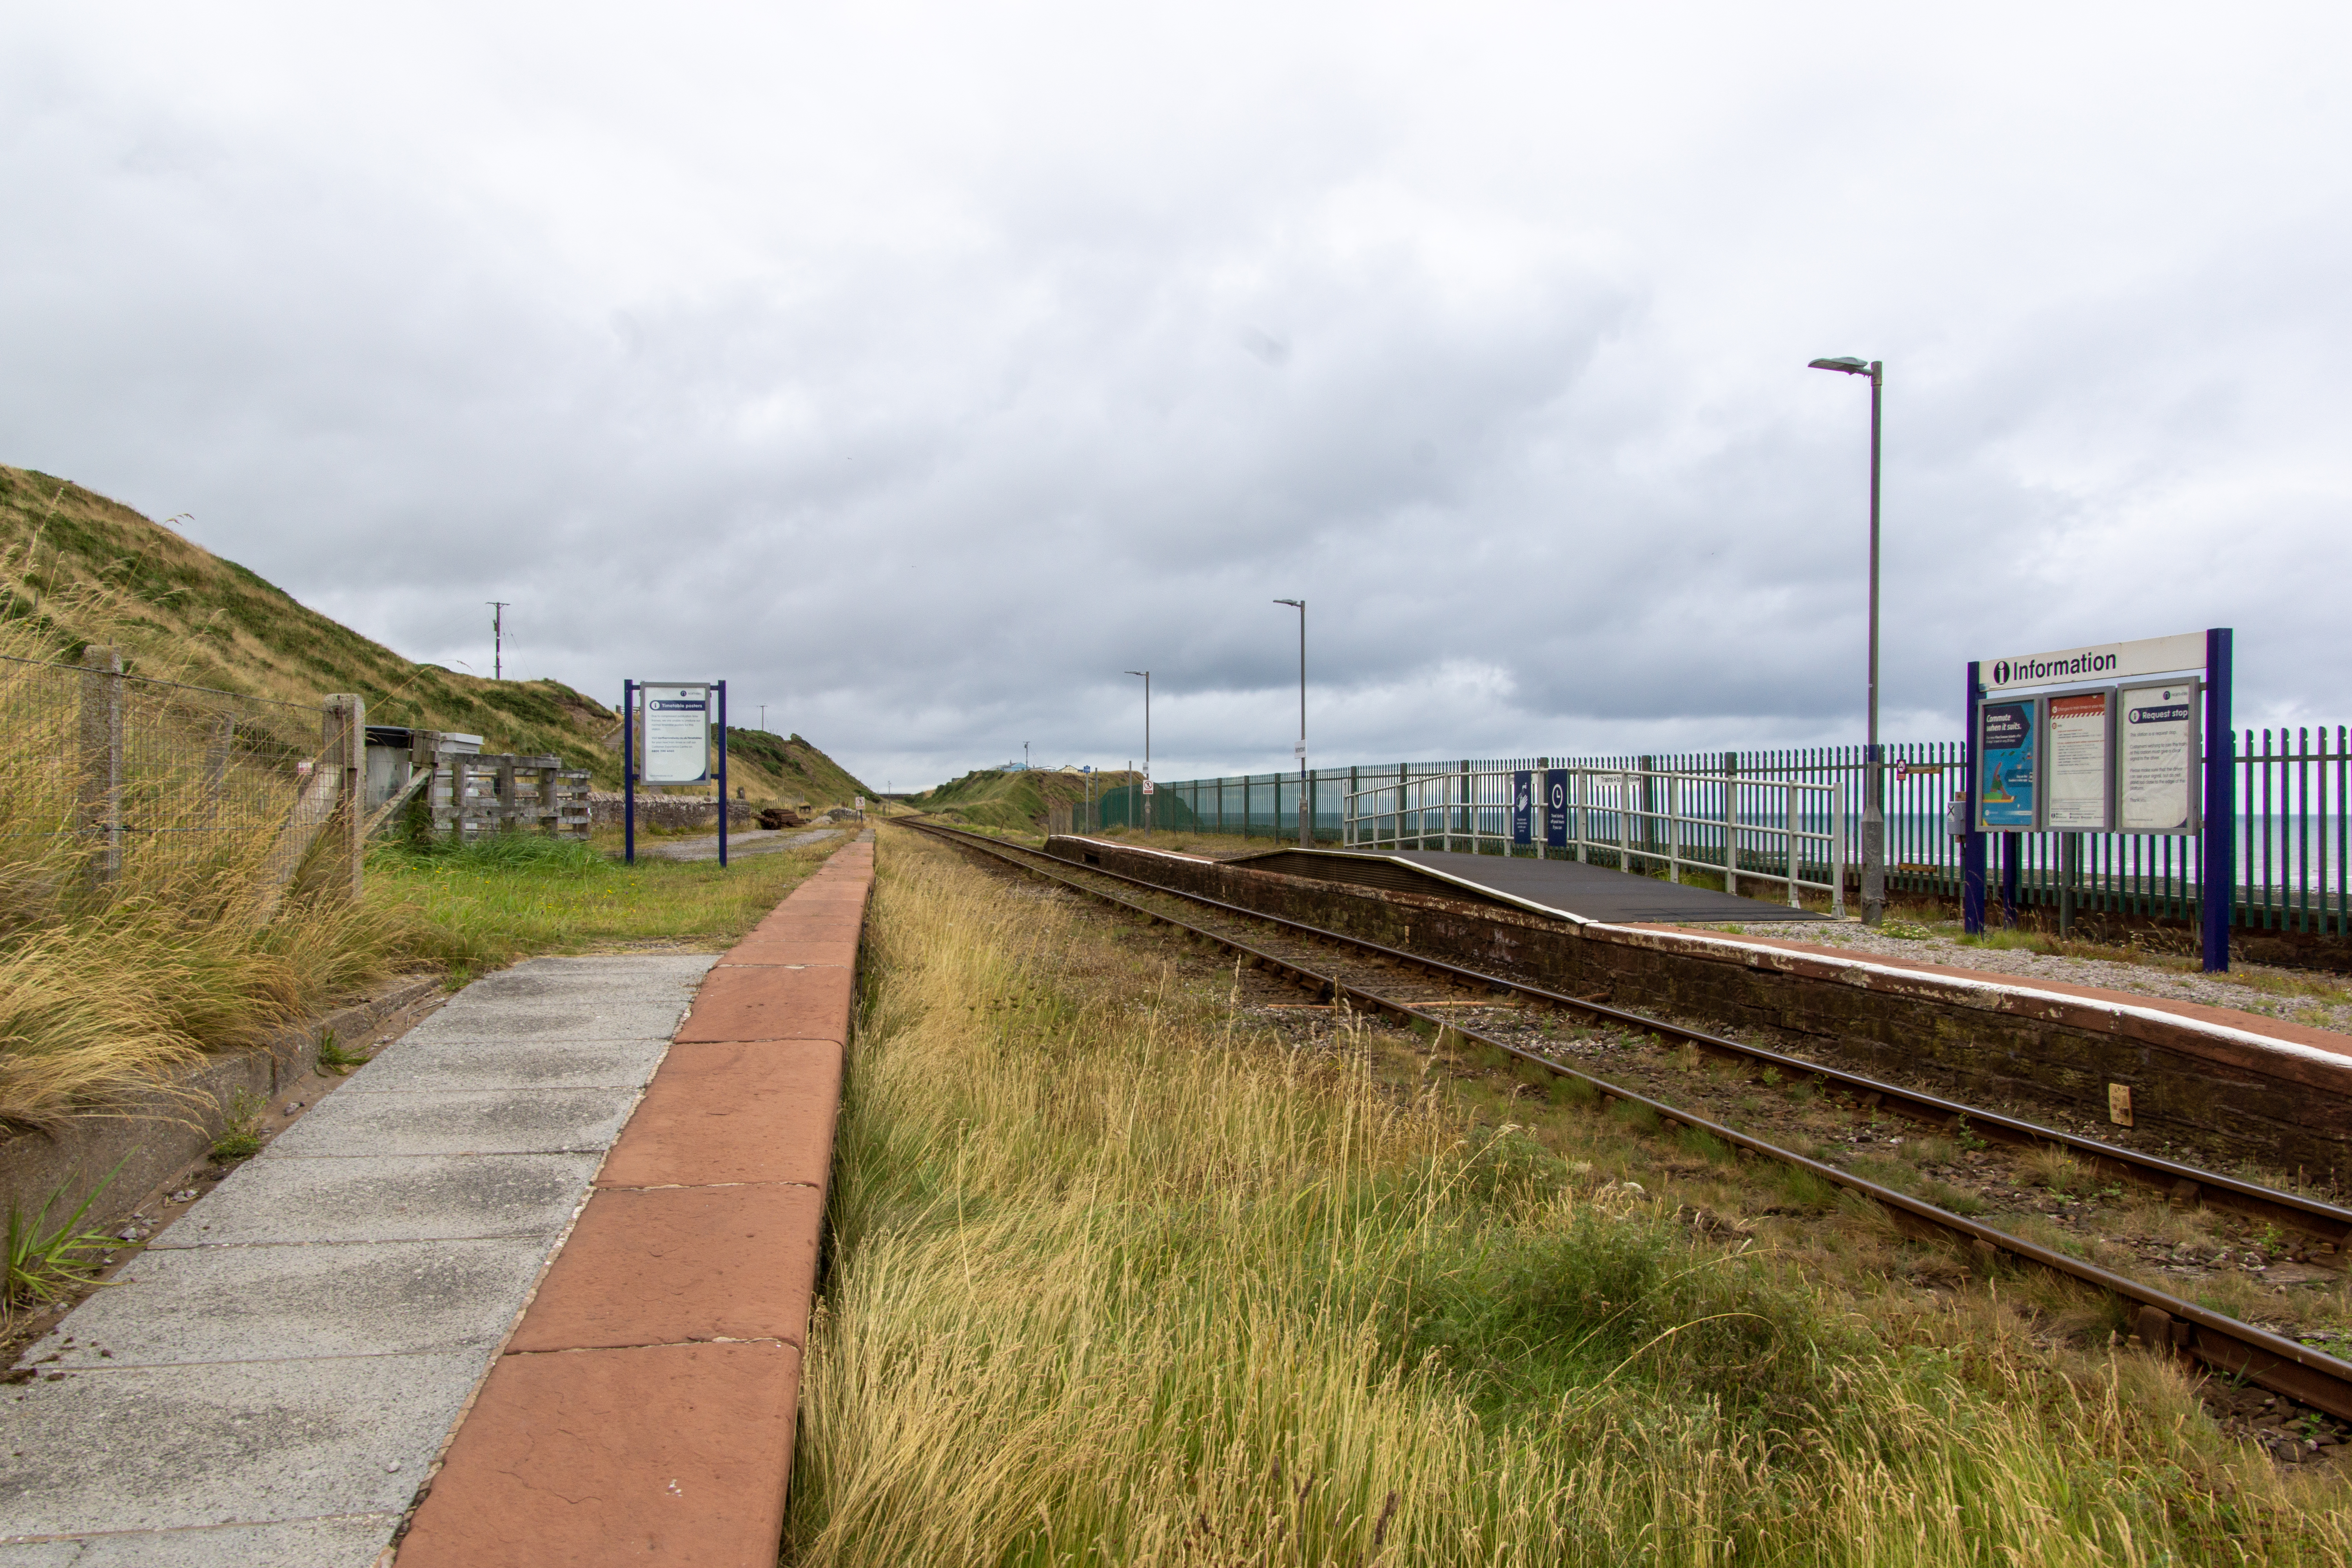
903,818,2352,1423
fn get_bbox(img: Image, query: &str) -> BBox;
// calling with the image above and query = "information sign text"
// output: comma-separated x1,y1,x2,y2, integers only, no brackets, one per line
2043,691,2112,831
640,684,711,785
2118,682,2199,834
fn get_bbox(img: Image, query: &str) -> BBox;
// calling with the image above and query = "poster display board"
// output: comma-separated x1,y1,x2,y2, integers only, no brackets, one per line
2043,691,2112,831
1544,771,1570,849
640,683,712,785
2118,681,2200,834
1511,771,1533,845
1975,699,2038,830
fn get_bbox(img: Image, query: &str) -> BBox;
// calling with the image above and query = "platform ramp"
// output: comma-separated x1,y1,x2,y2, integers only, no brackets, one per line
1231,847,1831,925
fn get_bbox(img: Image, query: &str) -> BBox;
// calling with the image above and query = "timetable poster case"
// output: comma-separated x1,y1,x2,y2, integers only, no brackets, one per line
2118,681,2201,835
2042,690,2114,831
1976,698,2040,831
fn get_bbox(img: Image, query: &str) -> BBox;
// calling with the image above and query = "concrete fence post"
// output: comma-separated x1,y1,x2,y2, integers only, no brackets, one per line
325,695,365,899
78,645,123,887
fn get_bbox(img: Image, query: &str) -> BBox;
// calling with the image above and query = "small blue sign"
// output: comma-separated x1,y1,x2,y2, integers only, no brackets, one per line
1511,771,1533,845
1544,770,1570,848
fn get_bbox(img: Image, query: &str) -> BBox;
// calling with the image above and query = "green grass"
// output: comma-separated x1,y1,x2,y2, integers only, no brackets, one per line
367,832,834,971
5,1163,120,1316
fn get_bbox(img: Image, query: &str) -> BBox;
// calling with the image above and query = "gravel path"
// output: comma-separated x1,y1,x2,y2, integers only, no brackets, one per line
1680,917,2352,1036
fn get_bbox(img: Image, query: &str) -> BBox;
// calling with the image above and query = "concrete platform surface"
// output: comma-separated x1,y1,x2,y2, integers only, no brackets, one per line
398,829,873,1566
0,953,715,1565
1234,845,1826,924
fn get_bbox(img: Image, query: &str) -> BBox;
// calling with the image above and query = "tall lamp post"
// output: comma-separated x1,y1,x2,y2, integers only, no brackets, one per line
1125,670,1151,835
1808,354,1885,926
1274,599,1308,848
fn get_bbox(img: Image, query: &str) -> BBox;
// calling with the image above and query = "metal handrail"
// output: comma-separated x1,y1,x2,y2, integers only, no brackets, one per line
1342,765,1846,915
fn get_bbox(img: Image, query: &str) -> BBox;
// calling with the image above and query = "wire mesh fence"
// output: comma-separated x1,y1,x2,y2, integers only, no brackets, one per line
1091,729,2352,938
0,648,338,893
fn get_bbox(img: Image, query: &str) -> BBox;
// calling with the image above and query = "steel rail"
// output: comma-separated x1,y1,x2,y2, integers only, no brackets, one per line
921,824,2352,1248
905,820,2352,1420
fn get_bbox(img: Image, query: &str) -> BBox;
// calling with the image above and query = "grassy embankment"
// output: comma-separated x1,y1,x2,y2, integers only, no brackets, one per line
0,472,848,1303
788,824,2352,1566
908,767,1140,834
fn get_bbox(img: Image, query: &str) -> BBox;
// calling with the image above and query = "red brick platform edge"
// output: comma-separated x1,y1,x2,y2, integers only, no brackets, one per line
394,837,872,1567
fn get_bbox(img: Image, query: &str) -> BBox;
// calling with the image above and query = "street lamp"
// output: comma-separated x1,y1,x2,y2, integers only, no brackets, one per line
1125,670,1151,835
1273,599,1308,848
1808,354,1885,926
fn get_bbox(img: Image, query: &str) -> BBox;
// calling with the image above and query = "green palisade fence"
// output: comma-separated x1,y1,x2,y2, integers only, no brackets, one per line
1080,729,2350,938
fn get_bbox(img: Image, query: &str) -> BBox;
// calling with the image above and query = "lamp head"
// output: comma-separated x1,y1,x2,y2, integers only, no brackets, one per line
1125,670,1147,678
1274,597,1303,608
1809,356,1870,374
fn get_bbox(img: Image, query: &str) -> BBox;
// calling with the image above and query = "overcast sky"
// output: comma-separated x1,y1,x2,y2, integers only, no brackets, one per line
4,4,2346,789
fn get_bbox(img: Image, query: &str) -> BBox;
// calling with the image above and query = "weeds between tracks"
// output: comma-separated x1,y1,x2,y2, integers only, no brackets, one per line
787,826,2352,1566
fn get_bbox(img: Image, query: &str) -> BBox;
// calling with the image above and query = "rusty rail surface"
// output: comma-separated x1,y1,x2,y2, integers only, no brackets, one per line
906,819,2352,1421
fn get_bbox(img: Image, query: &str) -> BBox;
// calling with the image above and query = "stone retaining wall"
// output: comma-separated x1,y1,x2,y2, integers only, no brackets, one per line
1048,835,2352,1181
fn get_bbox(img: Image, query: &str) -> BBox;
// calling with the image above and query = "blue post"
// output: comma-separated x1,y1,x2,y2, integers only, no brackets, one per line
622,679,636,866
2203,628,2234,972
2001,834,2020,928
1962,661,1986,933
717,679,729,869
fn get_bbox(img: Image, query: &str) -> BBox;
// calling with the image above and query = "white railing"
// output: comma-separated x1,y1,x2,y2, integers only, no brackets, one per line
1341,766,1845,916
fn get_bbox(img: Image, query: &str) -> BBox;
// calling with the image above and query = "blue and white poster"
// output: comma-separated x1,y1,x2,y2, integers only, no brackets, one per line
1544,771,1570,848
1511,770,1533,844
1976,699,2038,830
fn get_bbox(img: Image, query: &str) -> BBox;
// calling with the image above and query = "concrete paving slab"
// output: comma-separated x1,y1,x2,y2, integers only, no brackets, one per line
675,965,854,1044
460,955,715,999
507,1185,823,1352
261,1087,640,1158
597,1041,841,1189
145,1153,601,1249
0,948,732,1568
25,1238,547,1368
339,1036,666,1094
0,1352,481,1537
390,1001,690,1046
0,1514,406,1566
394,1341,800,1568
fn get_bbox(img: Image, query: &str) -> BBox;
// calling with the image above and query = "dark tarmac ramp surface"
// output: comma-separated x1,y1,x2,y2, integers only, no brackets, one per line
1230,848,1829,925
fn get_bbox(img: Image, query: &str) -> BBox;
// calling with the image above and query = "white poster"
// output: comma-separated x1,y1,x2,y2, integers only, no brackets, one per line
2043,691,2111,830
641,683,711,784
2118,682,2198,834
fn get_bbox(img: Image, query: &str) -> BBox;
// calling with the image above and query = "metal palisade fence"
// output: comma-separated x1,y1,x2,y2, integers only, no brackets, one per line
1087,729,2352,938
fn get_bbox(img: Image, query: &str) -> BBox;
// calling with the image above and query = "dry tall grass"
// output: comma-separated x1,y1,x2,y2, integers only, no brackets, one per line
788,826,2352,1566
0,608,412,1125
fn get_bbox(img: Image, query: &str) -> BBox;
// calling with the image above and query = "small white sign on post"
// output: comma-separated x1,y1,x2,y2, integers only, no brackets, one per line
640,684,712,785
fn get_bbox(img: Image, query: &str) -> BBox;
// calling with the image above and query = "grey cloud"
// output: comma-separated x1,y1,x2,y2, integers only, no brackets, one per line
2,5,2348,787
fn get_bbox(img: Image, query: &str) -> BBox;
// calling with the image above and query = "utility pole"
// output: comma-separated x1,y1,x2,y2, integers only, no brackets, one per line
759,704,767,733
487,601,510,681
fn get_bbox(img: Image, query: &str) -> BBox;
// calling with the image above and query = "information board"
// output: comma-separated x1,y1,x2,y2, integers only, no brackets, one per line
2118,682,2200,834
640,684,711,784
1976,699,2038,830
2043,691,2112,831
1511,771,1533,845
1544,771,1570,849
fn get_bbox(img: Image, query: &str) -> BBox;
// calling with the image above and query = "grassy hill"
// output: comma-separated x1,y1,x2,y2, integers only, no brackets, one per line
907,767,1140,832
0,464,868,803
